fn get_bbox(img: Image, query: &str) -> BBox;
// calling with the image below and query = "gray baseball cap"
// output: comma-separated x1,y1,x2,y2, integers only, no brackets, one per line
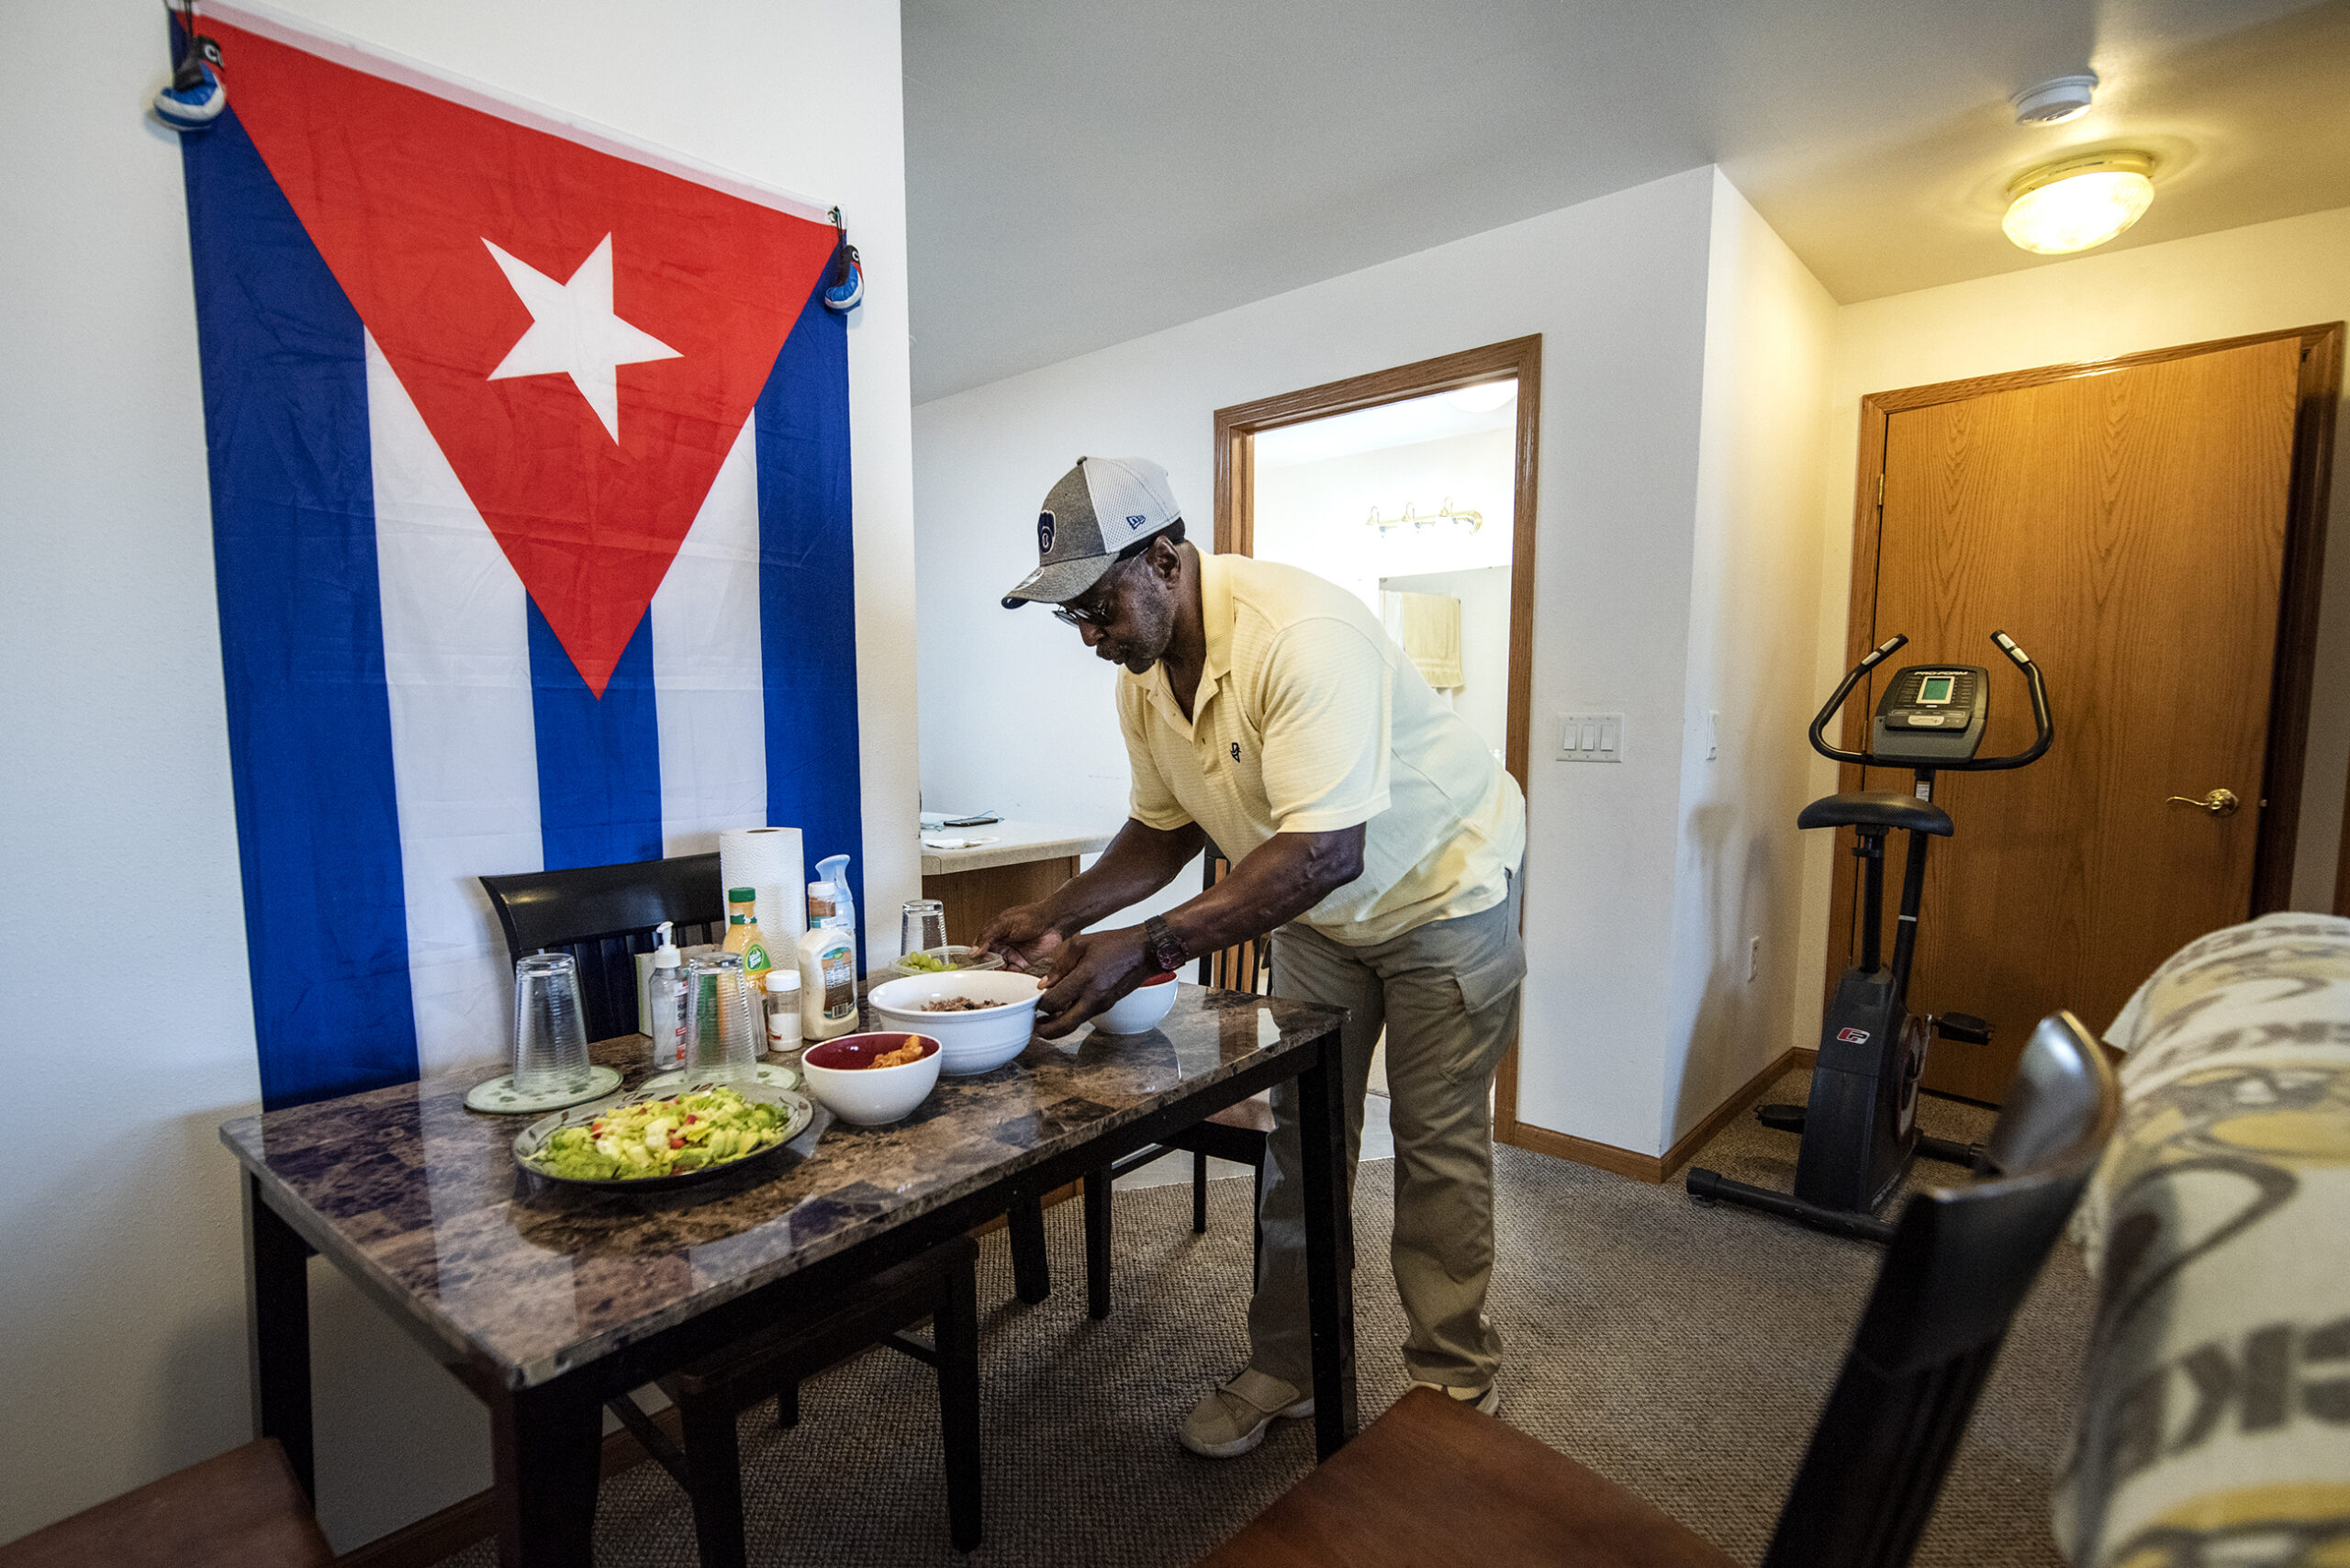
1000,456,1184,609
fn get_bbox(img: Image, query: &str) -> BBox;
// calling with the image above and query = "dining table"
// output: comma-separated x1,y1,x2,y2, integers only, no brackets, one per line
220,981,1355,1566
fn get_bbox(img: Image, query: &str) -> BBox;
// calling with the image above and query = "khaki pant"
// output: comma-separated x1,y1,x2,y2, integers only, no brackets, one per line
1247,868,1525,1390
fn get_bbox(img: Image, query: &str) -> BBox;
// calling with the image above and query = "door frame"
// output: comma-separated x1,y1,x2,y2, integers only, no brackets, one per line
1828,321,2344,1017
1213,334,1541,1145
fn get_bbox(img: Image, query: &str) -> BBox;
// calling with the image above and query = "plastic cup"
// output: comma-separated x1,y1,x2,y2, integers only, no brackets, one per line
686,952,762,1085
901,899,947,964
511,952,592,1095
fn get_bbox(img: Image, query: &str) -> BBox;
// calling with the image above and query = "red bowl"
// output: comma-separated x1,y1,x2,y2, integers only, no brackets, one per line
805,1032,941,1070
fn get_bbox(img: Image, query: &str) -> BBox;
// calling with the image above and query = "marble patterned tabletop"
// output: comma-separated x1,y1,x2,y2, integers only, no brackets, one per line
220,984,1343,1389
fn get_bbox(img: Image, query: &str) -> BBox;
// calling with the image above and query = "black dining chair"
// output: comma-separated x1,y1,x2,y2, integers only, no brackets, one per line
479,852,729,1040
477,853,989,1557
1192,1010,2121,1568
610,1235,982,1564
1005,840,1276,1321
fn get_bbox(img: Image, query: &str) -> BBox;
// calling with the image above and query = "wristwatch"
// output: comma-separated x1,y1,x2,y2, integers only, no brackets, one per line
1141,914,1191,976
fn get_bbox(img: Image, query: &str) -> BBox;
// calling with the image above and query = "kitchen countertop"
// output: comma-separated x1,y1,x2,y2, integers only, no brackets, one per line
919,818,1116,877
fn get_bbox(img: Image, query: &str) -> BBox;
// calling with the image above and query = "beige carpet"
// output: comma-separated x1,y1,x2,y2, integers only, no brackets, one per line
433,1064,2087,1566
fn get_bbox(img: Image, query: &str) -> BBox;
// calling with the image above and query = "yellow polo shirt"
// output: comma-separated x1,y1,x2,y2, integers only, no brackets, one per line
1117,551,1526,946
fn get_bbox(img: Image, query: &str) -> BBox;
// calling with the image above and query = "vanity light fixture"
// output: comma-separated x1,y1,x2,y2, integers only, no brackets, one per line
2002,151,2155,254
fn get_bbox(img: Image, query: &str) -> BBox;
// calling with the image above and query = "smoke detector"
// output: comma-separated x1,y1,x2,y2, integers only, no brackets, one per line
2012,74,2098,126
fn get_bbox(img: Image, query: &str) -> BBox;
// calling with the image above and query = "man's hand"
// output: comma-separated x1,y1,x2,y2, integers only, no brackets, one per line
972,902,1066,974
1033,924,1154,1039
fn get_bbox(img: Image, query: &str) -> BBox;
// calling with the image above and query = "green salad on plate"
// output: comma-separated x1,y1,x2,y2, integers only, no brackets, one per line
527,1085,790,1182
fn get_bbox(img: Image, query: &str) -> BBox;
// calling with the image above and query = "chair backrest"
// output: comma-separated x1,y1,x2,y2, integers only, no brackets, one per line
478,854,726,1041
1760,1011,2120,1568
1197,839,1275,994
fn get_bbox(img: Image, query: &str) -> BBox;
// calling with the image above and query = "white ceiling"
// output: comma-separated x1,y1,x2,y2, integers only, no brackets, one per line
902,0,2350,402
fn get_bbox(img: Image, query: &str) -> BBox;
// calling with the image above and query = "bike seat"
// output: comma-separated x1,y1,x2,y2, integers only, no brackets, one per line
1796,790,1954,836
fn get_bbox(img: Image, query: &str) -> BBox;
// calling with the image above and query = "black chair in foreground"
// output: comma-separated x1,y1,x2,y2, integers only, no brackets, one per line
478,854,988,1557
1193,1010,2120,1568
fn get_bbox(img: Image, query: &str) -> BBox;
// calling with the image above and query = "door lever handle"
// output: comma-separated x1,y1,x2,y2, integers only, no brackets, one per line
2165,789,2240,817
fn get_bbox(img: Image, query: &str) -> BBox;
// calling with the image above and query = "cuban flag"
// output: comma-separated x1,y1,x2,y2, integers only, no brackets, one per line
178,6,863,1109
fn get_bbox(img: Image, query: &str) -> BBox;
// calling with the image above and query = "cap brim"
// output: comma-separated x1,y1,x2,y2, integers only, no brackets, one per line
1000,552,1116,609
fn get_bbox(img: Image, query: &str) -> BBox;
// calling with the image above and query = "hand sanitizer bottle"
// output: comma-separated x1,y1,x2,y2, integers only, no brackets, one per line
646,921,688,1071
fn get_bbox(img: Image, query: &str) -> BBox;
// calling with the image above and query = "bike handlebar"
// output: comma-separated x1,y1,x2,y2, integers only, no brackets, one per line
1807,629,2053,770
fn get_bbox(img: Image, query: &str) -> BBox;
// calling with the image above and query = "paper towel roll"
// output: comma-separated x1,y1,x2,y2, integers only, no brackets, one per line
720,826,805,945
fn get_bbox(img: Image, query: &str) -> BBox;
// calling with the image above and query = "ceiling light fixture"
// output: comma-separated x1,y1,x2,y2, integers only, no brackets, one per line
2011,73,2098,126
1444,381,1516,414
2002,151,2155,254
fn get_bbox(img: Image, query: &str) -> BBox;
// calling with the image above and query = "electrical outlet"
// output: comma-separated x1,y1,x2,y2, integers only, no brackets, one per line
1556,711,1626,763
1748,935,1761,982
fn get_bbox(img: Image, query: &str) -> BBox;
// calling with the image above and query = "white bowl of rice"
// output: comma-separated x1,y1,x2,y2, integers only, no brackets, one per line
866,969,1046,1076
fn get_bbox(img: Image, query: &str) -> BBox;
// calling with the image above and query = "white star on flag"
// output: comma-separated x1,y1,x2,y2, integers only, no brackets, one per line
483,234,680,441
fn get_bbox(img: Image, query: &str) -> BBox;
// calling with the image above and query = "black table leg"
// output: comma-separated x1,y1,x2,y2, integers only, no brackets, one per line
491,1375,604,1567
1295,1035,1358,1458
1082,1167,1113,1320
934,1256,984,1551
1007,1190,1051,1305
244,1172,316,1498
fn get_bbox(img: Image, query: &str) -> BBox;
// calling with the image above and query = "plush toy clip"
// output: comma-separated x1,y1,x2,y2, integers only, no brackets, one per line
152,3,226,132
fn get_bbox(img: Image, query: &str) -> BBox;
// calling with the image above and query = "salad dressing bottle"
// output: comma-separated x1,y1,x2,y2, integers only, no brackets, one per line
722,886,774,994
798,879,859,1042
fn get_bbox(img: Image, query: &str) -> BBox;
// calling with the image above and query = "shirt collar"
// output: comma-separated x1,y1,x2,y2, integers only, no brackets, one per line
1125,547,1233,734
1198,547,1235,685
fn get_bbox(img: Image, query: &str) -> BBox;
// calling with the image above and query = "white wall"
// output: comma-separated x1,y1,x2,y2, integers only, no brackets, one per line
1794,204,2350,1047
1255,428,1517,611
1663,174,1838,1148
914,168,1727,1153
0,0,913,1549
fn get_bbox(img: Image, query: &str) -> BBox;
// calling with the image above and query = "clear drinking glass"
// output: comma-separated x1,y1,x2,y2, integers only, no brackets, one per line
511,952,592,1095
901,898,947,964
685,952,761,1085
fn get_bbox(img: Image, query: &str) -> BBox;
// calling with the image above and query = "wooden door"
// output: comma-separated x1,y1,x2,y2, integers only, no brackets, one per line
1850,336,2302,1102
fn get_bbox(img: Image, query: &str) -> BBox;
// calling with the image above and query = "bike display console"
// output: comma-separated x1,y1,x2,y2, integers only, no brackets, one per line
1870,665,1989,765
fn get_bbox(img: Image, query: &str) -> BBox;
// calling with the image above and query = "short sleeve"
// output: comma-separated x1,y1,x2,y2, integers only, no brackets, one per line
1258,617,1391,834
1118,679,1194,831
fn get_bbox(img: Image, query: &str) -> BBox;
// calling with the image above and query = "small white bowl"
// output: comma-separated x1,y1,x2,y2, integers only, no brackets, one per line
800,1032,942,1126
1091,972,1179,1036
867,969,1045,1076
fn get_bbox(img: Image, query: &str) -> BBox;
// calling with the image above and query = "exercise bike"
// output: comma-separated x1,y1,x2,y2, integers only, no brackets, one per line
1686,629,2053,1243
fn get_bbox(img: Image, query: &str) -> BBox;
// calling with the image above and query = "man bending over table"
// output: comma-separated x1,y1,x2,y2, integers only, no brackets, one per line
975,455,1528,1459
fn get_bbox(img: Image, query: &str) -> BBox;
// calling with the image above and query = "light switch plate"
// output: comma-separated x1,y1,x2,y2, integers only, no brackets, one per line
1556,711,1626,763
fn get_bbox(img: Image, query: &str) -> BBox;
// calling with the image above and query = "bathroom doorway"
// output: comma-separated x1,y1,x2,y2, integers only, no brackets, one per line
1213,336,1540,1146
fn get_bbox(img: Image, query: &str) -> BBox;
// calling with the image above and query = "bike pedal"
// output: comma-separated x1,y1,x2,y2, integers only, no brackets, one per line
1755,1103,1807,1134
1933,1012,1993,1045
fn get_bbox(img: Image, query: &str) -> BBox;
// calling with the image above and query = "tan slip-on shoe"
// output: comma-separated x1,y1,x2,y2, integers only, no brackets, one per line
1180,1367,1315,1459
1411,1378,1500,1415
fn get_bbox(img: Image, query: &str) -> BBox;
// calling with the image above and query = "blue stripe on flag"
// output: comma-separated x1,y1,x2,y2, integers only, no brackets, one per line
756,279,866,964
530,602,664,871
181,108,421,1109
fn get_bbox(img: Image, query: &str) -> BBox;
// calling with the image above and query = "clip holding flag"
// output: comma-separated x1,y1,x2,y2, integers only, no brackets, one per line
823,207,864,312
152,0,226,131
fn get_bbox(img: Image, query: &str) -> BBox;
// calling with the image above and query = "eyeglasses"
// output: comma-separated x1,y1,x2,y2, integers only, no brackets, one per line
1052,597,1115,629
1050,560,1127,628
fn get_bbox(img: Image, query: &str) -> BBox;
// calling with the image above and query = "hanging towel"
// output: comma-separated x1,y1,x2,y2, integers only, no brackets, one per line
1383,591,1463,689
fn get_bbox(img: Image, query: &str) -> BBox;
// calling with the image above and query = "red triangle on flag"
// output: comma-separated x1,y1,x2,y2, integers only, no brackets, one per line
206,18,839,696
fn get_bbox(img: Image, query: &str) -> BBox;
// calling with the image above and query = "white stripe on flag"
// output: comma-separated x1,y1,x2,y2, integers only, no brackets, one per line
653,411,767,856
367,330,543,1077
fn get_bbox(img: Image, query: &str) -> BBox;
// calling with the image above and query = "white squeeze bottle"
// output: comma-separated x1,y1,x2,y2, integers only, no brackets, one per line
646,922,688,1072
798,877,859,1041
